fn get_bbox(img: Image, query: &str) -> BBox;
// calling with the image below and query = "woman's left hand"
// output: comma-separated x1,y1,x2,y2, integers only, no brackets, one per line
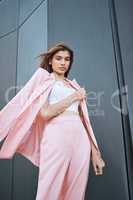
91,147,105,176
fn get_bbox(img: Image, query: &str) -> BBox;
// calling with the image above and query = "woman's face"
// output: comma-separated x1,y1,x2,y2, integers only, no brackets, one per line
50,50,71,76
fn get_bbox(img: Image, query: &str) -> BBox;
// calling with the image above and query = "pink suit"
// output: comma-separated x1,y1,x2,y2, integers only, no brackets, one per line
0,67,100,199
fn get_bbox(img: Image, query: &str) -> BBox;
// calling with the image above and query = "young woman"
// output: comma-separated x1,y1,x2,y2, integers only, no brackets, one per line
35,43,105,199
0,42,105,200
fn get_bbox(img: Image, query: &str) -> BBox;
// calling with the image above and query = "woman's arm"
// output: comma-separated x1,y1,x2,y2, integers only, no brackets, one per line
39,93,78,121
78,104,105,175
40,87,86,121
78,105,100,151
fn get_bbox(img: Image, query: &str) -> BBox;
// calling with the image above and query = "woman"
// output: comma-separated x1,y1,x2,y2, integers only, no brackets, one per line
0,42,105,200
35,43,105,199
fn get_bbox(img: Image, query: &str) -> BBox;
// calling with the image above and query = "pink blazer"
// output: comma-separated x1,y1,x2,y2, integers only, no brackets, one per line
0,68,100,167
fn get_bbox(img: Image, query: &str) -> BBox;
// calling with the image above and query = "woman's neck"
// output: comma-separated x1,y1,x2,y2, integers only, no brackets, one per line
53,72,65,81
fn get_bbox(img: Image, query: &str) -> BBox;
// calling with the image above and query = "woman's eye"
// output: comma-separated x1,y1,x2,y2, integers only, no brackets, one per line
66,58,70,61
55,57,70,61
56,57,61,60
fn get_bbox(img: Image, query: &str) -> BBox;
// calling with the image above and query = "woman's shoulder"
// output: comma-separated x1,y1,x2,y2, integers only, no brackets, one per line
66,77,81,88
72,78,81,87
37,67,50,76
34,67,51,82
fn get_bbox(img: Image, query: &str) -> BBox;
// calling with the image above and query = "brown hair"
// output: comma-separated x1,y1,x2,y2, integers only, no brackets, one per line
37,42,74,78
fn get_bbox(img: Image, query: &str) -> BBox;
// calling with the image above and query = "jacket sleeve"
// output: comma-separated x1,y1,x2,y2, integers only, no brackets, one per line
72,78,101,154
80,98,101,154
0,68,49,141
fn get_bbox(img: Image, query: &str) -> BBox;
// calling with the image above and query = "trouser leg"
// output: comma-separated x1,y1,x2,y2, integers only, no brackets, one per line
35,137,71,200
63,133,91,200
36,117,91,200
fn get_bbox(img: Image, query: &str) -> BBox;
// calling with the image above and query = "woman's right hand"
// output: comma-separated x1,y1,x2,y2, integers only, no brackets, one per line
73,88,86,101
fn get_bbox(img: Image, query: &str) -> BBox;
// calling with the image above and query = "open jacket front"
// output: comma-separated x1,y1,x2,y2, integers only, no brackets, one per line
0,68,100,167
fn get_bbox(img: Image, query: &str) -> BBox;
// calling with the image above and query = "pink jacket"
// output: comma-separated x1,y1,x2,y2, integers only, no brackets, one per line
0,68,100,167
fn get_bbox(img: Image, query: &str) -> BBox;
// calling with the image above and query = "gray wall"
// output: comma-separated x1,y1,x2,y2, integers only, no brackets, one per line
48,0,131,199
0,0,47,200
0,0,133,200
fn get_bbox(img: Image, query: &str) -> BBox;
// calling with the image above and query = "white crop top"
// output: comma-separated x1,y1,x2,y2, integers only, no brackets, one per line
48,80,80,113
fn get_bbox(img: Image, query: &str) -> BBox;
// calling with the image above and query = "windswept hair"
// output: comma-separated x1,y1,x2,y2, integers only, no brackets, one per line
36,42,74,77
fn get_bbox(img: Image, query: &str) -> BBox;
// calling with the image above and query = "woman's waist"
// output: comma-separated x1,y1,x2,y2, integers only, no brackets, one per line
48,110,80,124
59,110,79,116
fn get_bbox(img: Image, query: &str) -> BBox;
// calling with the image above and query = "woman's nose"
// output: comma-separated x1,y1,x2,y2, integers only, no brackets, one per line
60,59,65,64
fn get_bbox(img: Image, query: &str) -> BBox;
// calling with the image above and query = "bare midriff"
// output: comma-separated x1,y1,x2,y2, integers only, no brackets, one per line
59,110,79,116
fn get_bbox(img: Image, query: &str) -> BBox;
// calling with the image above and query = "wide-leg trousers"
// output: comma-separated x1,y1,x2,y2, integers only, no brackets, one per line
35,114,91,200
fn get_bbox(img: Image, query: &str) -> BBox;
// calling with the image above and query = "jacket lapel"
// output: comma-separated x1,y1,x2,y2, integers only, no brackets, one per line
65,78,99,151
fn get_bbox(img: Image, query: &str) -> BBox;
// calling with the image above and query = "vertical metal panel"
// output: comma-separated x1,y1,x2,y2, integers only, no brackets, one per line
19,0,45,25
16,0,47,87
0,0,19,199
48,0,129,199
0,31,18,200
0,0,19,37
0,0,48,200
13,1,48,200
110,0,133,199
0,32,18,108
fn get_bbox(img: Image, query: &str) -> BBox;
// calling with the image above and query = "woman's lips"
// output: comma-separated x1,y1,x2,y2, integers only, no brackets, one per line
59,67,66,71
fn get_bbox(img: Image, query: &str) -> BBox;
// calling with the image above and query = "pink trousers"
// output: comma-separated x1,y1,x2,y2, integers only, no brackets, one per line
35,114,91,200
